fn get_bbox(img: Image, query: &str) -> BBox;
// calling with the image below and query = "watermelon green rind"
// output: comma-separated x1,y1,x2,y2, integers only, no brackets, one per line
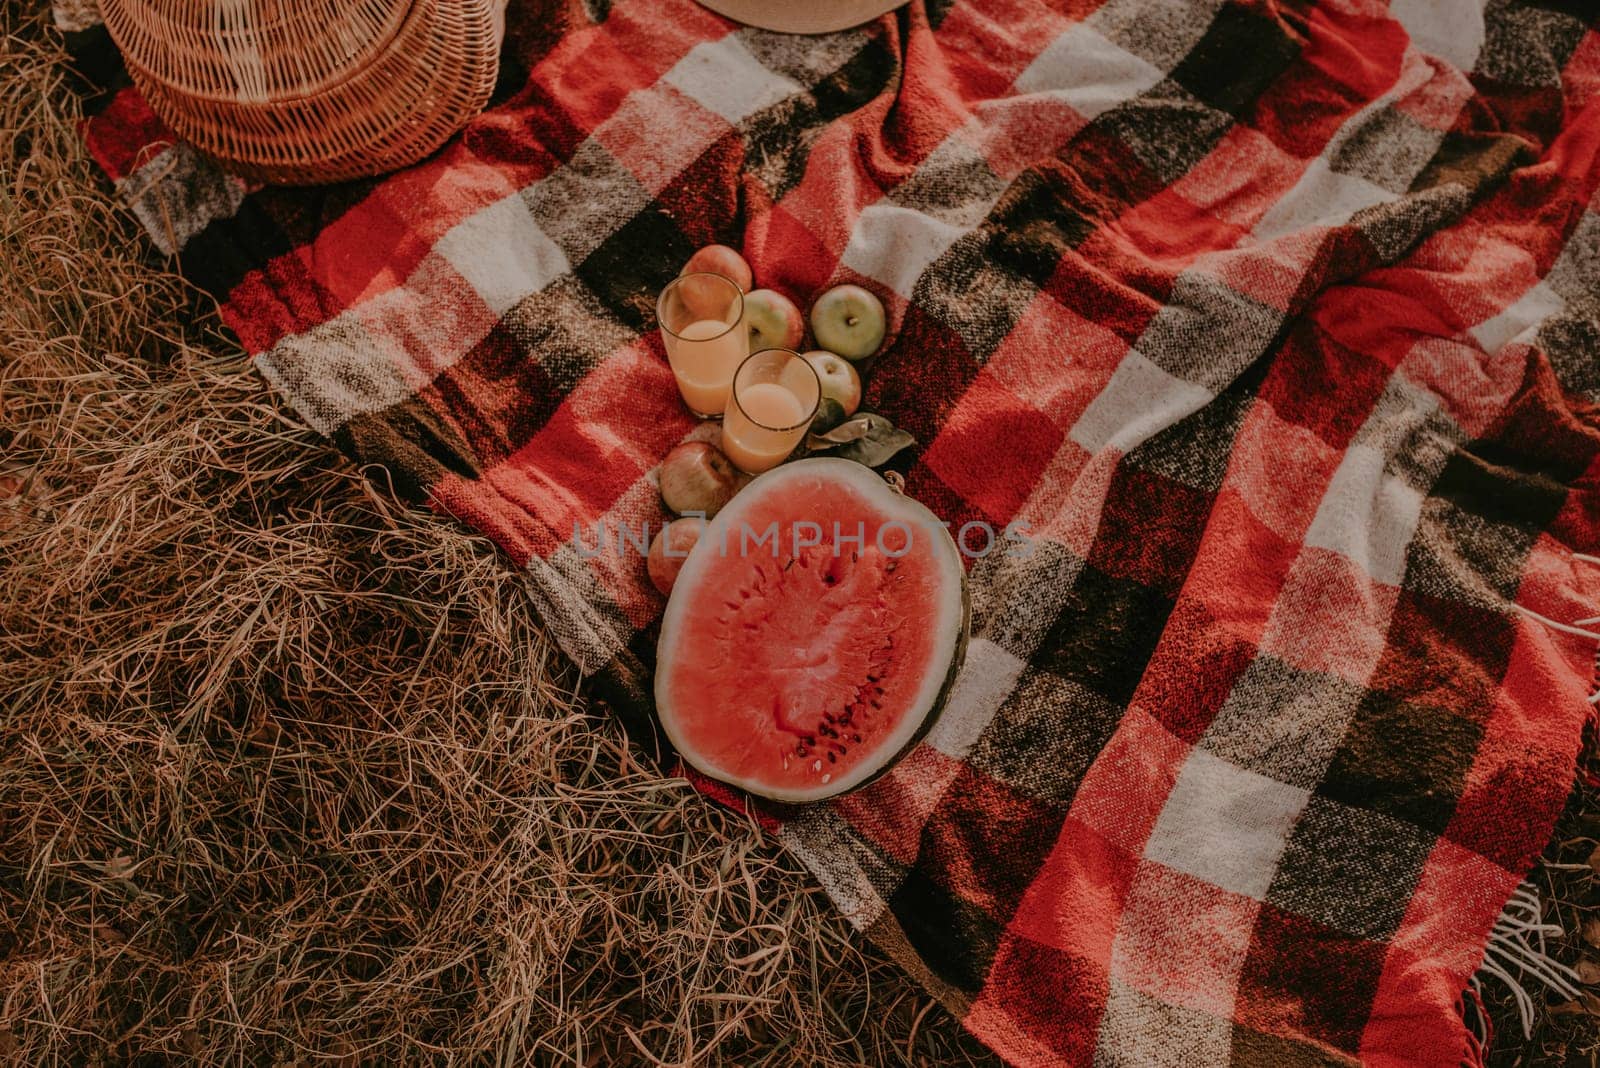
653,458,969,803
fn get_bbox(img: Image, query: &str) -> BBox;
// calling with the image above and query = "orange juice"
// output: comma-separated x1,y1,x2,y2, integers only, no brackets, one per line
666,318,746,416
723,382,807,472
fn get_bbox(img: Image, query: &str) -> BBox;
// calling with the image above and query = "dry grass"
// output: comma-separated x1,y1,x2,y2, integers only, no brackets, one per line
0,4,1595,1065
0,9,998,1064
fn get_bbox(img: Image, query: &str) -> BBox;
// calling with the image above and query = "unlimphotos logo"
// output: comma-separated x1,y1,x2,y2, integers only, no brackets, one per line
574,517,1035,560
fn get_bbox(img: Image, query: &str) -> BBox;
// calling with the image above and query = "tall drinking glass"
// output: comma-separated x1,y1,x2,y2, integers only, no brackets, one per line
657,273,747,418
722,349,820,474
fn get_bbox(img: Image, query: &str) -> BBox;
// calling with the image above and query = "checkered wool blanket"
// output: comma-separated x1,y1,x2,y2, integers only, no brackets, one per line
65,0,1600,1062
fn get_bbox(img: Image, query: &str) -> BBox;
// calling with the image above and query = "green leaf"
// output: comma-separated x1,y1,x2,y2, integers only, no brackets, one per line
804,412,915,468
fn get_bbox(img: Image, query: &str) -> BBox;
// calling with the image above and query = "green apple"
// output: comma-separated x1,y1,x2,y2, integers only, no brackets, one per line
810,284,885,362
745,288,805,352
801,349,861,420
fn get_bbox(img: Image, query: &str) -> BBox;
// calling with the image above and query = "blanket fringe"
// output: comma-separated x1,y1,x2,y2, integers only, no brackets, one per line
1463,879,1582,1061
1475,577,1600,1061
1458,983,1490,1068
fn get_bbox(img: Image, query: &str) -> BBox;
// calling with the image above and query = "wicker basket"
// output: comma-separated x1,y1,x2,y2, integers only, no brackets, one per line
100,0,507,186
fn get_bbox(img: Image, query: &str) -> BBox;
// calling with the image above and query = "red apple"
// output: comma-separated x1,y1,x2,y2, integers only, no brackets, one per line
810,284,886,362
658,440,745,518
745,288,805,352
681,244,752,290
801,350,861,418
648,516,706,596
679,245,752,319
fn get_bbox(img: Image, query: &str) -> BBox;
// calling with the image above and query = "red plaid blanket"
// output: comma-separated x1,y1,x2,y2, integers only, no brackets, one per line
68,0,1600,1062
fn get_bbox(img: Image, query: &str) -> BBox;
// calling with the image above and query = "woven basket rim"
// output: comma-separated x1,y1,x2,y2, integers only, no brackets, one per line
105,0,417,101
117,0,426,107
102,0,505,185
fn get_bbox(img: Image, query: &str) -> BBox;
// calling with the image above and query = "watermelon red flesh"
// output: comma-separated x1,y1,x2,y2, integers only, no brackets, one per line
654,458,967,803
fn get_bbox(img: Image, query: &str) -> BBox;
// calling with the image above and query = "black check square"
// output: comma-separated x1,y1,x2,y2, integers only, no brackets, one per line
1236,904,1387,1055
1540,312,1600,401
1411,431,1572,596
1093,81,1235,190
417,319,562,466
1125,376,1254,493
1317,688,1485,836
889,866,1002,995
1229,1022,1356,1067
985,166,1105,287
1477,1,1589,89
1168,0,1301,119
968,669,1123,807
1265,795,1433,941
741,38,896,204
1091,463,1213,598
915,764,1066,922
573,203,695,331
913,230,1042,365
1036,561,1174,709
502,274,637,395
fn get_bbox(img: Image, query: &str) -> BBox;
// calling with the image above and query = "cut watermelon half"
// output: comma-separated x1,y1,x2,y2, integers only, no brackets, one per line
654,458,969,802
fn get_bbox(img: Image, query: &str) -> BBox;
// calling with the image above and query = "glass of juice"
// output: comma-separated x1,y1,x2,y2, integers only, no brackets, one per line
722,348,820,474
657,273,747,418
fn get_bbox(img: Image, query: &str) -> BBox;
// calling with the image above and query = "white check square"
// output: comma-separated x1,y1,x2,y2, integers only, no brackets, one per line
1145,749,1310,901
1304,443,1426,588
1015,21,1165,120
662,35,803,126
840,203,965,300
434,193,570,316
1069,351,1213,455
1252,156,1398,241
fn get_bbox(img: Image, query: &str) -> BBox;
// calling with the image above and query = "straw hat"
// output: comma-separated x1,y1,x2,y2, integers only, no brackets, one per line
695,0,905,34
